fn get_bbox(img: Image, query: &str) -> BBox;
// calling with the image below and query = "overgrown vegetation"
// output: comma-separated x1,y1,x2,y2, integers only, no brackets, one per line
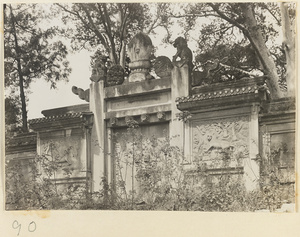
5,122,294,211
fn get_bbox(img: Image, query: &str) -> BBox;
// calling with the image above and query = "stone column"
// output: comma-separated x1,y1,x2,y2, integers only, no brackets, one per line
89,80,106,191
170,64,190,154
244,103,260,191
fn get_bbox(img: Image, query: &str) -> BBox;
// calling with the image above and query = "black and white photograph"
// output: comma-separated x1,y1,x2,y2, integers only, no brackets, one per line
2,1,297,216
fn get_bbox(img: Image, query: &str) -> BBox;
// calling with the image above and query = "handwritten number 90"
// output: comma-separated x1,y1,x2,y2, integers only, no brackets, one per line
12,220,36,236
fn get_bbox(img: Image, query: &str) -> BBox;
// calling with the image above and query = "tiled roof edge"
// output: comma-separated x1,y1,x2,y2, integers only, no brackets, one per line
176,85,262,103
29,112,83,125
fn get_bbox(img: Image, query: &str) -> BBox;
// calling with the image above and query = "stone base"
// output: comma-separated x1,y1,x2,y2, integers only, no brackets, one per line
128,71,149,83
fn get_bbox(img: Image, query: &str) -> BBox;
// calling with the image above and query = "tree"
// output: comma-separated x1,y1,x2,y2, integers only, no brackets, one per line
4,4,71,132
280,2,296,97
177,3,296,99
55,3,171,68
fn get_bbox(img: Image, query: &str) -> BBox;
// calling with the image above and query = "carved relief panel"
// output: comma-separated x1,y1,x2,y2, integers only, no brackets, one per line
192,116,250,168
39,136,85,179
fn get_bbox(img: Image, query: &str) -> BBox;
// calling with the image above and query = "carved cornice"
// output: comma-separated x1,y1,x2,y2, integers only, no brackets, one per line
107,111,171,128
177,85,261,103
30,112,82,125
176,82,268,112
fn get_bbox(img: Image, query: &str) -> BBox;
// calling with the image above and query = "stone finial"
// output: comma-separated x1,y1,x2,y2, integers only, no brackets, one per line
127,32,153,82
172,37,193,69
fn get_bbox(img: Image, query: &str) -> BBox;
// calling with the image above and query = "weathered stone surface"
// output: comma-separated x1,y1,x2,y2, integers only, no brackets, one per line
172,37,193,69
90,56,108,82
153,56,173,78
157,111,166,120
5,132,37,155
105,78,171,99
128,32,153,64
128,32,153,82
177,76,268,112
192,116,249,168
72,86,90,102
41,104,89,117
191,76,266,95
140,114,150,122
106,65,125,87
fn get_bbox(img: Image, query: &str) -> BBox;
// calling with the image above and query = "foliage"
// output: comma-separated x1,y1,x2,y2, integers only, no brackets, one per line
6,126,294,212
55,3,170,68
4,4,71,132
176,2,296,98
5,97,22,143
5,143,93,210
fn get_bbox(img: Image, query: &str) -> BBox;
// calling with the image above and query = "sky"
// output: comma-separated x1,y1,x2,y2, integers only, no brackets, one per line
4,2,285,120
26,32,180,119
25,4,187,119
27,50,91,119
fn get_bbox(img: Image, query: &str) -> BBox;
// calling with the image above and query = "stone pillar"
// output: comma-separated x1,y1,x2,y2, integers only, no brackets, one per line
244,103,260,191
82,112,93,192
170,64,190,152
89,81,106,191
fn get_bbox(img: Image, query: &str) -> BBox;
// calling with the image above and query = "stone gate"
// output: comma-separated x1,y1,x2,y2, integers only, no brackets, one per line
6,32,295,198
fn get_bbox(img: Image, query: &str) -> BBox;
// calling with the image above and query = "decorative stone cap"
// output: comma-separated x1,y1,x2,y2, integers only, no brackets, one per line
29,112,83,125
176,85,261,104
191,76,266,95
29,111,93,132
176,76,268,111
41,104,89,117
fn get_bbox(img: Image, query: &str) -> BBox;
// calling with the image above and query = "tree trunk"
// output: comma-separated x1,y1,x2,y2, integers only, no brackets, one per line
119,40,126,68
241,4,284,99
10,5,28,132
280,2,295,97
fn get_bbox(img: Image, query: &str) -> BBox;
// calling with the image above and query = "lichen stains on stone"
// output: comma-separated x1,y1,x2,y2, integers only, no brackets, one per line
128,32,153,48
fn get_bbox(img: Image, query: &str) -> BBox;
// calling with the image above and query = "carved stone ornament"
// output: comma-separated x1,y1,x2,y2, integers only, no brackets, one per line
153,56,173,78
140,114,150,122
172,37,193,69
125,116,134,124
106,65,125,87
127,32,153,82
72,86,89,102
192,116,249,168
157,112,166,120
110,117,118,126
90,56,107,82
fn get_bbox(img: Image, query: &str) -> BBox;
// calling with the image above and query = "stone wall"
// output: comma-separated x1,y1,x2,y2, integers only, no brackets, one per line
7,33,295,200
29,104,93,190
259,98,295,197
